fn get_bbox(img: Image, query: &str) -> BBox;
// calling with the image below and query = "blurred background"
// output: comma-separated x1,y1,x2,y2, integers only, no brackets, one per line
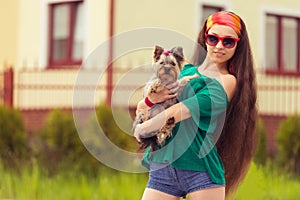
0,0,300,199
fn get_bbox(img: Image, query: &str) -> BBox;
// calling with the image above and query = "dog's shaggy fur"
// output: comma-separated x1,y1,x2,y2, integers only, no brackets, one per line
133,45,188,151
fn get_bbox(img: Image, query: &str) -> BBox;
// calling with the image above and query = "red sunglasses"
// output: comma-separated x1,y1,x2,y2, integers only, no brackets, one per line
205,34,240,49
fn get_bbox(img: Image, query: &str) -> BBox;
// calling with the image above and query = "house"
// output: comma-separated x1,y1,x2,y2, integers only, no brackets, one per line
1,0,300,155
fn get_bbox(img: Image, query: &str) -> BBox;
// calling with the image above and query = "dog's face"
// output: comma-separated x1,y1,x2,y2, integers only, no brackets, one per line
153,45,184,85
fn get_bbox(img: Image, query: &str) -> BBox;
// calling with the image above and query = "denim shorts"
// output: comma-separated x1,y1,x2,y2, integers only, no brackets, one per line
146,162,224,198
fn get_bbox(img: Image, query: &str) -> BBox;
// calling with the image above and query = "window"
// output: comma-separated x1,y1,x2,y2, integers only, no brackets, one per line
265,14,300,75
192,5,223,65
202,5,223,23
49,1,84,67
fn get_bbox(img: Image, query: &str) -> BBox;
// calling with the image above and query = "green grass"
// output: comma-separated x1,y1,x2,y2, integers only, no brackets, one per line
0,163,299,200
0,164,148,200
234,163,300,200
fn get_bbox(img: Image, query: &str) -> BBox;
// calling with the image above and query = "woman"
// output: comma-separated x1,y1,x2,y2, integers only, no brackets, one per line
134,11,257,199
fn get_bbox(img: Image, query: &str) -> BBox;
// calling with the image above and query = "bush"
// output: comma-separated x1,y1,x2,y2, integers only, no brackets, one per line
254,118,268,166
0,106,29,169
38,105,137,175
38,109,101,175
276,114,300,175
95,104,137,151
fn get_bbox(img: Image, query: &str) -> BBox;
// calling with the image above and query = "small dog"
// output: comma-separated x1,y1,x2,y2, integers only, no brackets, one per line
133,45,188,151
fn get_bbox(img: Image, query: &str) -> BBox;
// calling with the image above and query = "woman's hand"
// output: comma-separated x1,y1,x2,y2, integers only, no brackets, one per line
182,74,199,82
147,81,179,104
133,124,143,142
147,74,199,104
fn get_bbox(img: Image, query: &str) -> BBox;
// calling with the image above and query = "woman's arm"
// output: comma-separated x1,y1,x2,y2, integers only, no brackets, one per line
134,74,199,139
134,102,191,140
134,78,229,140
135,81,179,115
136,74,199,115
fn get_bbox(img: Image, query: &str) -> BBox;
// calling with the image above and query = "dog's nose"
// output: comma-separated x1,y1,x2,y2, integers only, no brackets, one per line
164,68,170,73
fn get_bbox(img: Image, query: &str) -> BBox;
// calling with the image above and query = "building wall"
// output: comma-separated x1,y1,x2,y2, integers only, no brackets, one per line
17,0,41,68
8,0,112,108
113,0,300,71
3,0,300,70
15,0,110,69
0,0,19,70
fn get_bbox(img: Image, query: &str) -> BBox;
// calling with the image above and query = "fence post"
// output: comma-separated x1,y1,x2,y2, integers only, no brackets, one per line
106,0,115,106
4,67,13,107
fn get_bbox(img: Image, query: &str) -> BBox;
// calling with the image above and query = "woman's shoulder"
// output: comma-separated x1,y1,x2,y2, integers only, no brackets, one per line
220,74,237,101
220,73,236,82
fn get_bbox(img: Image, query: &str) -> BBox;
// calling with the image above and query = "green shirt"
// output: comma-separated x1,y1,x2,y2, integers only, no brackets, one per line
142,64,229,185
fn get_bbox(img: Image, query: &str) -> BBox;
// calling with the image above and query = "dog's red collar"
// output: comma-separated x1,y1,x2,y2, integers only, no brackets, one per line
145,97,155,107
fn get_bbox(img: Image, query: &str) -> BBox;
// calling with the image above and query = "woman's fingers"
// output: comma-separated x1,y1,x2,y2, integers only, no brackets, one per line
169,85,179,94
184,74,199,81
165,81,179,90
147,80,183,103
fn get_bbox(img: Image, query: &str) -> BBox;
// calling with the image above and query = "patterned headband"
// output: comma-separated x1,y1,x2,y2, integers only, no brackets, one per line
206,11,242,36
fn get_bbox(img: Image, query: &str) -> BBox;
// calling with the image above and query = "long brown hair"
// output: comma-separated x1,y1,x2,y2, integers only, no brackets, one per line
192,12,258,196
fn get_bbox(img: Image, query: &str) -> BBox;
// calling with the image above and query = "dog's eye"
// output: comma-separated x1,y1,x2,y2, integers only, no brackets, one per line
160,61,165,65
170,61,176,66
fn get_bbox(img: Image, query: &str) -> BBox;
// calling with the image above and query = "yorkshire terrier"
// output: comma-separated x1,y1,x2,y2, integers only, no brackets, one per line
133,45,188,151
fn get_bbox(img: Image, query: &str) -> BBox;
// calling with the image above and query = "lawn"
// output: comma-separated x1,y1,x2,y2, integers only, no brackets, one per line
234,163,300,200
0,163,299,200
0,164,148,200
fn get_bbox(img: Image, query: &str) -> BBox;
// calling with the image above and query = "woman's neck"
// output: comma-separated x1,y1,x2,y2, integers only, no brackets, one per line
199,57,228,72
197,58,230,84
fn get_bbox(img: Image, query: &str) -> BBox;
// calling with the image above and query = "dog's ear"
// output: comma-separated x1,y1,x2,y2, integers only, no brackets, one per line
170,46,184,63
153,45,164,62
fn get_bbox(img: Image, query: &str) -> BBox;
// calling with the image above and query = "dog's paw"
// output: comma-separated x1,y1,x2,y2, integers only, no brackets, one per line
149,80,164,94
133,109,149,130
166,117,175,125
157,133,167,145
156,117,176,145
